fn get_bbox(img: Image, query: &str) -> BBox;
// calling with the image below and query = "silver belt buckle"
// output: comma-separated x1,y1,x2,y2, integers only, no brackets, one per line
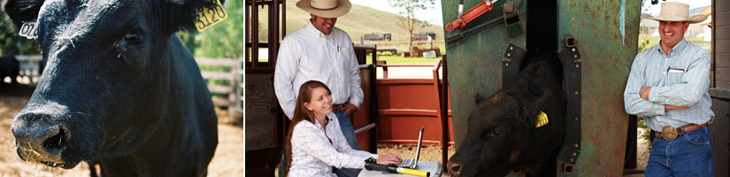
660,126,678,141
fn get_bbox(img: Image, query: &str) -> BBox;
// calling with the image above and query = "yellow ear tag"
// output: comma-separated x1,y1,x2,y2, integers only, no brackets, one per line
536,111,549,128
194,0,227,32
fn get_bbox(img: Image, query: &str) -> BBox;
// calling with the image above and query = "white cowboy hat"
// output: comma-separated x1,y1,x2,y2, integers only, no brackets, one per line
296,0,351,18
642,2,707,23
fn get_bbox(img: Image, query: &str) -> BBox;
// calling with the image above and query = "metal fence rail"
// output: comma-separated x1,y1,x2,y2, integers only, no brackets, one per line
196,57,243,122
14,55,42,86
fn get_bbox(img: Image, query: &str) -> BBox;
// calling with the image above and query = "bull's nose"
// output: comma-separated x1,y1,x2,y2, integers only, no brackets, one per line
448,161,462,176
12,113,68,158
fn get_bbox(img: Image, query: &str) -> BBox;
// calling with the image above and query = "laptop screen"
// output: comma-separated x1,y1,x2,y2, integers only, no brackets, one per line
414,126,424,163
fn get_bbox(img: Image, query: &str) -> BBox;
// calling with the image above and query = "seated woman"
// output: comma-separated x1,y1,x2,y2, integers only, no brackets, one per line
285,80,402,176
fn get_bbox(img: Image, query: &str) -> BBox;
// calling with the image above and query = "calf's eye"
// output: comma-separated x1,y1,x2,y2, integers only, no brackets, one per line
124,30,144,44
491,130,502,136
486,129,503,138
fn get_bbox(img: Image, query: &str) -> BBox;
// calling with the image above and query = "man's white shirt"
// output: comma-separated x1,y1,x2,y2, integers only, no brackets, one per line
274,21,364,119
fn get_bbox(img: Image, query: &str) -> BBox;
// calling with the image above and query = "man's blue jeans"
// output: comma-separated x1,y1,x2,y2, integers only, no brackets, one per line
645,126,713,177
332,110,361,177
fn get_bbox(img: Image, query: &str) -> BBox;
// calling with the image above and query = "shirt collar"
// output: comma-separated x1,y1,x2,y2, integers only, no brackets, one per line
312,116,331,128
656,38,688,55
304,21,329,38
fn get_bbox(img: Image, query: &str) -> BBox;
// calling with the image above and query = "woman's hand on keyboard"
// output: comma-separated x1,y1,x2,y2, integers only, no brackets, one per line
376,153,403,165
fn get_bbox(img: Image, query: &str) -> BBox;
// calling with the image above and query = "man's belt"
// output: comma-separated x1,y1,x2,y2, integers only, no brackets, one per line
332,102,348,112
655,123,708,141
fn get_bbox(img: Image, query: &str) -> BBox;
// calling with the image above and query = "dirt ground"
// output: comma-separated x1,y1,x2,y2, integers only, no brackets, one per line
379,141,649,177
0,85,243,176
377,144,455,164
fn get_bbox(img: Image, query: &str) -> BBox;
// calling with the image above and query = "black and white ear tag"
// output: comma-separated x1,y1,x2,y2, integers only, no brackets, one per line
19,21,38,39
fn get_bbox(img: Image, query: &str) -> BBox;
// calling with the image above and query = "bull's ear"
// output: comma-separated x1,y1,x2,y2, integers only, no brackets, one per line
475,93,487,104
1,0,44,29
162,0,226,34
521,90,553,125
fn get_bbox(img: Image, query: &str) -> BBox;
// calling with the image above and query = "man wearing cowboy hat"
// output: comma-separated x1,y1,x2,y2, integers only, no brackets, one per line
624,2,713,176
274,0,363,176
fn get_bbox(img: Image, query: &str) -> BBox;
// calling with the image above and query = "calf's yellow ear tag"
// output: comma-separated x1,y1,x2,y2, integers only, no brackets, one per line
536,111,549,128
194,0,227,32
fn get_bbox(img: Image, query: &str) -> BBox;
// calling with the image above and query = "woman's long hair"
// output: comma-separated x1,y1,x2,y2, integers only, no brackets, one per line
285,80,331,176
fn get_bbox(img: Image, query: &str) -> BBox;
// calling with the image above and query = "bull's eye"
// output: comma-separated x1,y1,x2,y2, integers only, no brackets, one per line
487,129,503,138
124,30,144,44
491,130,502,136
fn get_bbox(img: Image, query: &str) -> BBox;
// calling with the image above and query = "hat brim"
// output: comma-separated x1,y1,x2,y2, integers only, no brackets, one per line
642,14,707,23
297,0,351,18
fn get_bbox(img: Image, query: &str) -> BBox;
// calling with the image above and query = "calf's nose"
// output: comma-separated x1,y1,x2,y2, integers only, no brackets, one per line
12,113,68,157
448,161,462,176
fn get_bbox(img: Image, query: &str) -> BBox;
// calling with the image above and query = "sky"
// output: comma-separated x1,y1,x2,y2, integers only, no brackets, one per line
349,0,711,26
642,0,711,15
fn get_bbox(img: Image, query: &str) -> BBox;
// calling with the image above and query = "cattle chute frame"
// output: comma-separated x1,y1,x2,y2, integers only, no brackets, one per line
245,0,730,176
442,0,641,176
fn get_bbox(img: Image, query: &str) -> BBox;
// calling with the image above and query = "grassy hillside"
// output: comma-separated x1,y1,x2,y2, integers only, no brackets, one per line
256,0,445,42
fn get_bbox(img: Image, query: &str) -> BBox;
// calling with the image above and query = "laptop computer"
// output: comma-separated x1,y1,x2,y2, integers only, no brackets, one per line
398,126,424,169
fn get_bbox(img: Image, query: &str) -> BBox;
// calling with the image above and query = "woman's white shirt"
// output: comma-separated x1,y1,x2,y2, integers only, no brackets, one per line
288,112,377,177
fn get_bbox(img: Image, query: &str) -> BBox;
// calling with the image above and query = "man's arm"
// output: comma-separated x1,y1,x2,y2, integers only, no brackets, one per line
624,53,666,117
647,50,711,106
640,87,691,110
274,39,300,119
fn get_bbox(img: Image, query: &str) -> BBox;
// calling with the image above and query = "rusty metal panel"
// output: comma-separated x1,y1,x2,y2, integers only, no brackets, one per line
557,0,641,176
355,66,377,153
375,79,446,145
442,0,641,176
441,0,527,148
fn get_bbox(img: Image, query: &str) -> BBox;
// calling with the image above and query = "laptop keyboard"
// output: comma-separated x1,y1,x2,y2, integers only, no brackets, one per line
400,159,415,167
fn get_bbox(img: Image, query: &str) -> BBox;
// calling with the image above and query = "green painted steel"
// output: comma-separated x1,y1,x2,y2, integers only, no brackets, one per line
442,0,527,150
556,0,641,175
442,0,641,175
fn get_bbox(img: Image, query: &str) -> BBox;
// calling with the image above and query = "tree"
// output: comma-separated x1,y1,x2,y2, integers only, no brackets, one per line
178,0,243,59
193,0,243,59
0,15,41,56
389,0,435,55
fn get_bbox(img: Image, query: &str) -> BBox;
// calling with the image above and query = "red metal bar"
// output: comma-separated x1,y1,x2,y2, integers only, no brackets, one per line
376,64,433,67
377,79,433,84
371,44,378,65
444,0,495,32
379,109,439,116
354,64,378,152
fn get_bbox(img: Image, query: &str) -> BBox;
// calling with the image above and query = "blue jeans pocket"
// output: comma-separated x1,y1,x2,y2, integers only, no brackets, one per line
685,128,710,146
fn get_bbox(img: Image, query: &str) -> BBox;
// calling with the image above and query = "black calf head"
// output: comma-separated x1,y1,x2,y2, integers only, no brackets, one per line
3,0,222,168
449,58,567,177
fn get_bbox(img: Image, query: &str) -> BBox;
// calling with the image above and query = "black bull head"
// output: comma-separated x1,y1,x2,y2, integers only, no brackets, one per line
448,56,567,176
3,0,221,175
